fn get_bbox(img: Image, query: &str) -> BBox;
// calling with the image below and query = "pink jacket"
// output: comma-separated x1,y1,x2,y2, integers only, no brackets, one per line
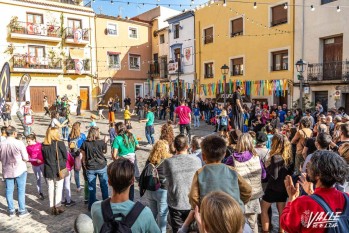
66,152,75,171
26,142,44,166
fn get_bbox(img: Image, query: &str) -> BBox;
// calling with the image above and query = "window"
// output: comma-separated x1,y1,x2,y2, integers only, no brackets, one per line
28,45,45,58
160,56,168,79
108,53,120,68
204,62,214,78
135,84,143,98
68,19,82,29
231,58,244,76
173,24,180,39
231,18,243,37
107,23,117,35
272,50,288,71
27,13,43,24
160,34,165,44
129,27,138,38
204,27,213,44
129,54,140,70
271,4,287,26
321,0,337,4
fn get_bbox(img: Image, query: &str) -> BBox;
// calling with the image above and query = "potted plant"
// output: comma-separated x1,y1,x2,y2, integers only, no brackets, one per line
9,16,23,33
84,59,90,71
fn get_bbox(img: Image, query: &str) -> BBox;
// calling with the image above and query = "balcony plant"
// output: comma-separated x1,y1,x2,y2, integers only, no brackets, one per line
48,49,60,69
84,59,90,71
9,16,23,33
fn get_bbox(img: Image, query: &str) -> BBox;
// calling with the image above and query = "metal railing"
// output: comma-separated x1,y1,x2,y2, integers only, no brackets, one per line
13,55,62,70
307,60,349,81
65,59,90,71
65,27,89,41
10,21,60,37
150,63,160,75
204,73,214,78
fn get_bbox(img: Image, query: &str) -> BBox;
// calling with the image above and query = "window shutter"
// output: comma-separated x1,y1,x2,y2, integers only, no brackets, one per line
205,27,213,43
233,58,243,65
232,18,243,35
272,5,287,25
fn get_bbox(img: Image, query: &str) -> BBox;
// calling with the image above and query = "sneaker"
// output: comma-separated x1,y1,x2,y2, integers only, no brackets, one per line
145,144,153,148
76,187,82,193
18,209,31,218
65,200,76,207
39,193,45,200
61,200,67,205
8,210,17,217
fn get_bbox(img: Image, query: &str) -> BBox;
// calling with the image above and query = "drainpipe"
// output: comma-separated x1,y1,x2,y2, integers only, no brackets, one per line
299,0,305,110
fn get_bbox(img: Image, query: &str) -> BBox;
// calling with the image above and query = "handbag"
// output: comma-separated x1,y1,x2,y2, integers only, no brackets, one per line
56,142,69,180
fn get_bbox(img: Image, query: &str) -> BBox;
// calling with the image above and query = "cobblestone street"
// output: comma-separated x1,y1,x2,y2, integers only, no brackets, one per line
0,111,279,233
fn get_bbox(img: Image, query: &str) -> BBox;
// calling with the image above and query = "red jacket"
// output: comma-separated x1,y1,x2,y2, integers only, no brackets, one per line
280,187,348,233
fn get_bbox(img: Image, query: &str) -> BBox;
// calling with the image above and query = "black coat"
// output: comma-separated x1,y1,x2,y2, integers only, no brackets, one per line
42,140,67,179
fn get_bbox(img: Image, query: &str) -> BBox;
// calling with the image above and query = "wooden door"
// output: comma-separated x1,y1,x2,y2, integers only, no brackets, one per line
79,87,89,110
30,86,56,112
323,36,343,80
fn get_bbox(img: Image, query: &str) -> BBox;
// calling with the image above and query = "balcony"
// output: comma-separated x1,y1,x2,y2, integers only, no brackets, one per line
150,63,160,76
307,61,349,82
10,21,61,42
65,59,91,74
65,27,89,44
12,55,63,73
204,73,214,78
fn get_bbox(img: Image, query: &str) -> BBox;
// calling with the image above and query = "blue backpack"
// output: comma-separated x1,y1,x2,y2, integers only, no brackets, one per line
310,193,349,233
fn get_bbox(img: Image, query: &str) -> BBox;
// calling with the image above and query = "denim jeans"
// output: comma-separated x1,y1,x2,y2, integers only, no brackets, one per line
193,115,200,127
204,111,210,123
74,169,80,189
170,111,174,121
32,164,44,194
86,166,109,210
62,126,69,140
145,126,155,145
160,109,166,120
141,189,168,233
5,171,27,213
138,109,144,120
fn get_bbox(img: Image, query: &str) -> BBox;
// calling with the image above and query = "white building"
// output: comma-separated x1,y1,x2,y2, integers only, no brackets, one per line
166,10,196,100
294,0,349,112
0,0,96,113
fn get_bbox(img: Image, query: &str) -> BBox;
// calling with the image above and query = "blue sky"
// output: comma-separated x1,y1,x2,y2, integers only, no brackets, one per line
87,0,208,18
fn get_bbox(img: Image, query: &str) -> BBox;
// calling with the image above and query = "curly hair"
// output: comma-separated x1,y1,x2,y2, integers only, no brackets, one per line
148,140,172,165
310,150,348,187
159,121,175,154
269,133,292,166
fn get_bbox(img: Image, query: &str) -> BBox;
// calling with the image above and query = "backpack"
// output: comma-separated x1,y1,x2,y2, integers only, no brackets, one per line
69,137,80,154
220,116,228,126
138,162,162,197
100,198,145,233
310,193,349,233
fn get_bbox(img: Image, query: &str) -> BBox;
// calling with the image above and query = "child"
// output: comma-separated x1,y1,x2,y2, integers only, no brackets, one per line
26,134,45,200
124,105,136,129
179,135,252,233
218,110,229,137
108,122,117,148
62,152,76,207
193,103,201,127
23,101,34,136
265,125,274,150
89,115,97,128
0,126,7,142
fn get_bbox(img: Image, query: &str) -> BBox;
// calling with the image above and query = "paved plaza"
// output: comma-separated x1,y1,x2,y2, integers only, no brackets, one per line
0,111,279,233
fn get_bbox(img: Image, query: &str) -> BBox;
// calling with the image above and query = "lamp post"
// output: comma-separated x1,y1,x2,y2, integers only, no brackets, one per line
295,59,307,111
221,64,229,107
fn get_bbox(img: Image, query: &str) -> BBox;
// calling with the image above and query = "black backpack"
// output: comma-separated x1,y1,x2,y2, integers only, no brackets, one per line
310,193,349,233
100,198,145,233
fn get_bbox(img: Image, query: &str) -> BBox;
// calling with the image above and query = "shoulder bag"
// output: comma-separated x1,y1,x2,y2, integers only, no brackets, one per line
56,142,69,180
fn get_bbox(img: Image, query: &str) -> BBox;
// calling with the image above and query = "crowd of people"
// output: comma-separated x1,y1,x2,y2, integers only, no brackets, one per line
0,87,349,233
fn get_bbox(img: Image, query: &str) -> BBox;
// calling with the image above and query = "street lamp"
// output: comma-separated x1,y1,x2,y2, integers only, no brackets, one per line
221,64,229,107
295,59,307,111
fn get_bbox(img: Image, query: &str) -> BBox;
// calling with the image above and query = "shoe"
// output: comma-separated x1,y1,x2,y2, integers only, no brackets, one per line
8,209,17,217
61,200,67,205
55,206,65,215
145,144,153,148
76,187,82,193
39,193,45,200
84,199,88,204
65,200,76,207
18,209,31,218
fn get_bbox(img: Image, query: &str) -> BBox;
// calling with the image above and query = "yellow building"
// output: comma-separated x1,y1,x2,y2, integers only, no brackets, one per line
195,0,294,105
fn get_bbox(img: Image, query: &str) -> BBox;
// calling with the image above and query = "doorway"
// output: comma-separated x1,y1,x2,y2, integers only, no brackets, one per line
314,91,328,112
79,87,90,110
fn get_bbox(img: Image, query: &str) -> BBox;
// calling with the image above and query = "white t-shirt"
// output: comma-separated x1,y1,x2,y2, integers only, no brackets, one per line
51,118,60,127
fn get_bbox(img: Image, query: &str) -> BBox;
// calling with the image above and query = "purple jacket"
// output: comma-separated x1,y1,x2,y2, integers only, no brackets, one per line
225,151,267,179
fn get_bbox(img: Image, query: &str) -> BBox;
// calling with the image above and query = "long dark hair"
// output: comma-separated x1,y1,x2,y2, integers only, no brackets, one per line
115,122,136,148
87,127,100,141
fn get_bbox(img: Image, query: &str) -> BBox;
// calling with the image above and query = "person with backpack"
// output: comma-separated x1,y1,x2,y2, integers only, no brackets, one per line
218,109,229,138
281,150,349,233
139,140,172,233
68,122,87,193
80,127,109,211
91,158,160,233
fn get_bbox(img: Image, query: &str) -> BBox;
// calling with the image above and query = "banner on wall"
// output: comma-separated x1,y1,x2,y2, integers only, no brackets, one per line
0,62,10,114
73,29,83,43
74,59,84,74
183,47,193,65
97,77,113,97
168,62,179,74
18,73,31,102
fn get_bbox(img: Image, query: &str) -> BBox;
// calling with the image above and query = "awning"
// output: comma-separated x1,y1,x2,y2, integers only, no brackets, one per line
107,51,121,55
69,48,84,59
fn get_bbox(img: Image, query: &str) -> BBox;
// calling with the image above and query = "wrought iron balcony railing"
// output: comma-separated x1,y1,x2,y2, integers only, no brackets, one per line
65,59,91,71
307,61,349,81
65,27,89,41
10,21,60,37
13,55,62,70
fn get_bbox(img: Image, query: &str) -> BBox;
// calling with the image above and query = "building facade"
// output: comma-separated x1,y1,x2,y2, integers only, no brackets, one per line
167,10,196,100
95,14,152,107
0,0,96,113
294,0,349,112
195,0,294,106
132,6,180,98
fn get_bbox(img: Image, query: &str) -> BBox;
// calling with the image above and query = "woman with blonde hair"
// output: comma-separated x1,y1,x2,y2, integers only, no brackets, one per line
139,140,171,233
261,133,293,233
225,133,265,233
42,127,67,215
194,191,245,233
159,120,175,154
